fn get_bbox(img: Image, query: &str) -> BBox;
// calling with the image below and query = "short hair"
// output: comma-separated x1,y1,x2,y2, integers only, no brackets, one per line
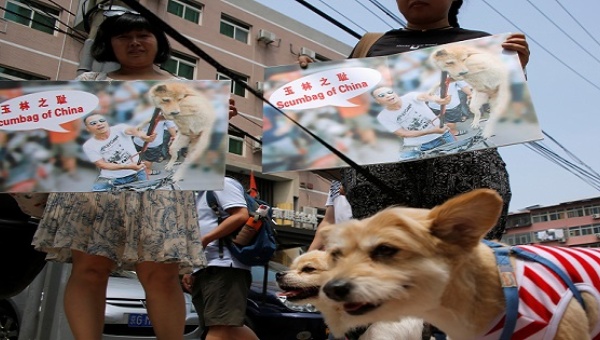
91,13,171,64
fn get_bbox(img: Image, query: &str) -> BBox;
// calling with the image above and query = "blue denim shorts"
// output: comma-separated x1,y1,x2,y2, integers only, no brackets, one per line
92,170,148,191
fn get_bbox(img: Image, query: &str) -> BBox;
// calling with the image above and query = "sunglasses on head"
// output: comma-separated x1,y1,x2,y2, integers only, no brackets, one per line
87,118,107,126
98,2,139,17
376,90,394,98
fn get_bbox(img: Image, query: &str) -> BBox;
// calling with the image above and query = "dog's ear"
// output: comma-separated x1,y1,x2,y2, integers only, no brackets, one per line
434,49,448,57
153,84,167,93
428,189,503,249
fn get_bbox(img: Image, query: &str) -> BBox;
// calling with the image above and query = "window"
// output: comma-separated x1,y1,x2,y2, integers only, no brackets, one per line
162,52,196,79
569,226,581,237
228,136,244,156
220,15,249,43
0,65,46,80
3,0,59,35
581,225,594,236
584,205,600,216
217,72,248,97
531,213,548,223
567,207,585,218
515,233,532,245
167,0,202,24
548,210,565,221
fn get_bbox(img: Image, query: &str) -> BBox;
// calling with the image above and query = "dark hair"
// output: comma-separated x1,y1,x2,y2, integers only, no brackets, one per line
449,0,463,28
91,13,171,63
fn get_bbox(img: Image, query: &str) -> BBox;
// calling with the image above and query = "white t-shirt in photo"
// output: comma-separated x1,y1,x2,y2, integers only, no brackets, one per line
83,124,139,178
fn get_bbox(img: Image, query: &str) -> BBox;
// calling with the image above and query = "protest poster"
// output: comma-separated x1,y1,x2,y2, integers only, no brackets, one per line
0,79,230,192
262,33,542,174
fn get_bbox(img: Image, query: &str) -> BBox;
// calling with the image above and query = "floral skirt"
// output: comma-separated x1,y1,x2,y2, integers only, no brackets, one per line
32,191,206,274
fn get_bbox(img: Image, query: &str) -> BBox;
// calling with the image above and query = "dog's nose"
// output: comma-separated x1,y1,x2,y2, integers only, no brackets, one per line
323,279,353,301
275,272,285,280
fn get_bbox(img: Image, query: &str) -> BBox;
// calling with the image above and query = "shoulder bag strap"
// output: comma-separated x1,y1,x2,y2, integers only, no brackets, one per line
350,32,385,58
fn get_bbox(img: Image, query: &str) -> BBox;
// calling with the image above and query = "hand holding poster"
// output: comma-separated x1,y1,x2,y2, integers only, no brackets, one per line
0,79,230,193
262,33,542,174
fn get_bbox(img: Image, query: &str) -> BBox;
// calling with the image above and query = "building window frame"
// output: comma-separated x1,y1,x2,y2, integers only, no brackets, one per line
228,136,244,156
166,0,202,24
3,0,59,35
219,15,250,44
0,65,47,80
162,52,197,80
217,72,248,97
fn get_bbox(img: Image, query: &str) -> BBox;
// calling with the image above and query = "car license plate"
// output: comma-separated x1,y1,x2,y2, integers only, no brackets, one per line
127,313,152,327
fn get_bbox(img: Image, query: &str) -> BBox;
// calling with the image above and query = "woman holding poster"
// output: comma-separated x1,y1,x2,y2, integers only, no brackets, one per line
299,0,530,240
13,10,237,340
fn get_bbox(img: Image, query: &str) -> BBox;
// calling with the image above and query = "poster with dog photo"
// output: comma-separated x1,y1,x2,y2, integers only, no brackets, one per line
262,33,542,174
0,79,231,193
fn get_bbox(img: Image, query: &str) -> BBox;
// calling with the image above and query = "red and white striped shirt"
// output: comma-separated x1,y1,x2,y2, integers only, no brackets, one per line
476,245,600,340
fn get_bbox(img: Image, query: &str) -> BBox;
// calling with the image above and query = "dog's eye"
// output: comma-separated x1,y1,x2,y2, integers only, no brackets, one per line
301,266,316,273
370,244,399,260
162,98,171,103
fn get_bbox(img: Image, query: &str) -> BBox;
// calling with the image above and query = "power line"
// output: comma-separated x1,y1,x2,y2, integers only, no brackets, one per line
481,0,600,92
21,0,87,41
350,0,395,30
553,0,600,50
0,5,85,43
293,0,362,39
525,0,600,67
366,0,406,27
47,0,77,17
313,0,369,34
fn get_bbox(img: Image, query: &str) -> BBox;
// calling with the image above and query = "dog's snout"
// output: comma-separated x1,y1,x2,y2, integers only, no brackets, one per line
323,279,353,301
275,271,285,281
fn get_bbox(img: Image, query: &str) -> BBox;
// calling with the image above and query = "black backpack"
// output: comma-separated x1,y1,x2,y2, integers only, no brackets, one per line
205,180,277,266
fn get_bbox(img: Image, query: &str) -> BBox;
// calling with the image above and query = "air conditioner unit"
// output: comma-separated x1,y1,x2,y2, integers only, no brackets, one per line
257,29,277,44
558,238,566,244
300,47,316,59
593,214,600,219
252,137,262,153
256,81,264,94
596,233,600,239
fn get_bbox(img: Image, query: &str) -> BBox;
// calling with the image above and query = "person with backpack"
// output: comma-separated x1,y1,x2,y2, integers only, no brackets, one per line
182,177,259,340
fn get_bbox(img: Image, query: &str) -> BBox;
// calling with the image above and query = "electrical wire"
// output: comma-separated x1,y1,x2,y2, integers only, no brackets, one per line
0,5,85,43
350,0,395,30
481,0,600,92
553,0,600,49
293,0,362,39
525,0,600,67
46,0,77,17
313,0,369,33
366,0,406,27
20,0,87,40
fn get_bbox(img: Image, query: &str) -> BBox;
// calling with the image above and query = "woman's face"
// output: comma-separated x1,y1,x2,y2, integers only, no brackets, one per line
396,0,454,27
110,29,158,68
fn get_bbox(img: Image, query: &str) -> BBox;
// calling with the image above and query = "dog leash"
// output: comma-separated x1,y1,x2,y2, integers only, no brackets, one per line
482,240,586,340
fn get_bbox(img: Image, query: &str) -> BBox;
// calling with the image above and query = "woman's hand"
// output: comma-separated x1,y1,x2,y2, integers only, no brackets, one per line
228,98,238,120
502,33,530,69
298,54,314,69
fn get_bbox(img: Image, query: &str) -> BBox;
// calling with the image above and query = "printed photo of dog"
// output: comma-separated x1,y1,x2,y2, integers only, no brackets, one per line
430,45,510,138
276,250,424,339
318,189,600,339
147,82,216,182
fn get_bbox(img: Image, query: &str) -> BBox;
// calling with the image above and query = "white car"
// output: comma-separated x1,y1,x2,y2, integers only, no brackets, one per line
1,270,202,340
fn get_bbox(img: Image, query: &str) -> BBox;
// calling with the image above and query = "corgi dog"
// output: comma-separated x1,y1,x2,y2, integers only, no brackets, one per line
319,189,600,340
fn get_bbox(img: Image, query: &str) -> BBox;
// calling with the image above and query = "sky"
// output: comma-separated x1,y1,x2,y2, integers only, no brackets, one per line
255,0,600,212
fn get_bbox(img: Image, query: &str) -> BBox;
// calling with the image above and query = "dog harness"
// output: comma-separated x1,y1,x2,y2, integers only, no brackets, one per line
477,242,600,340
